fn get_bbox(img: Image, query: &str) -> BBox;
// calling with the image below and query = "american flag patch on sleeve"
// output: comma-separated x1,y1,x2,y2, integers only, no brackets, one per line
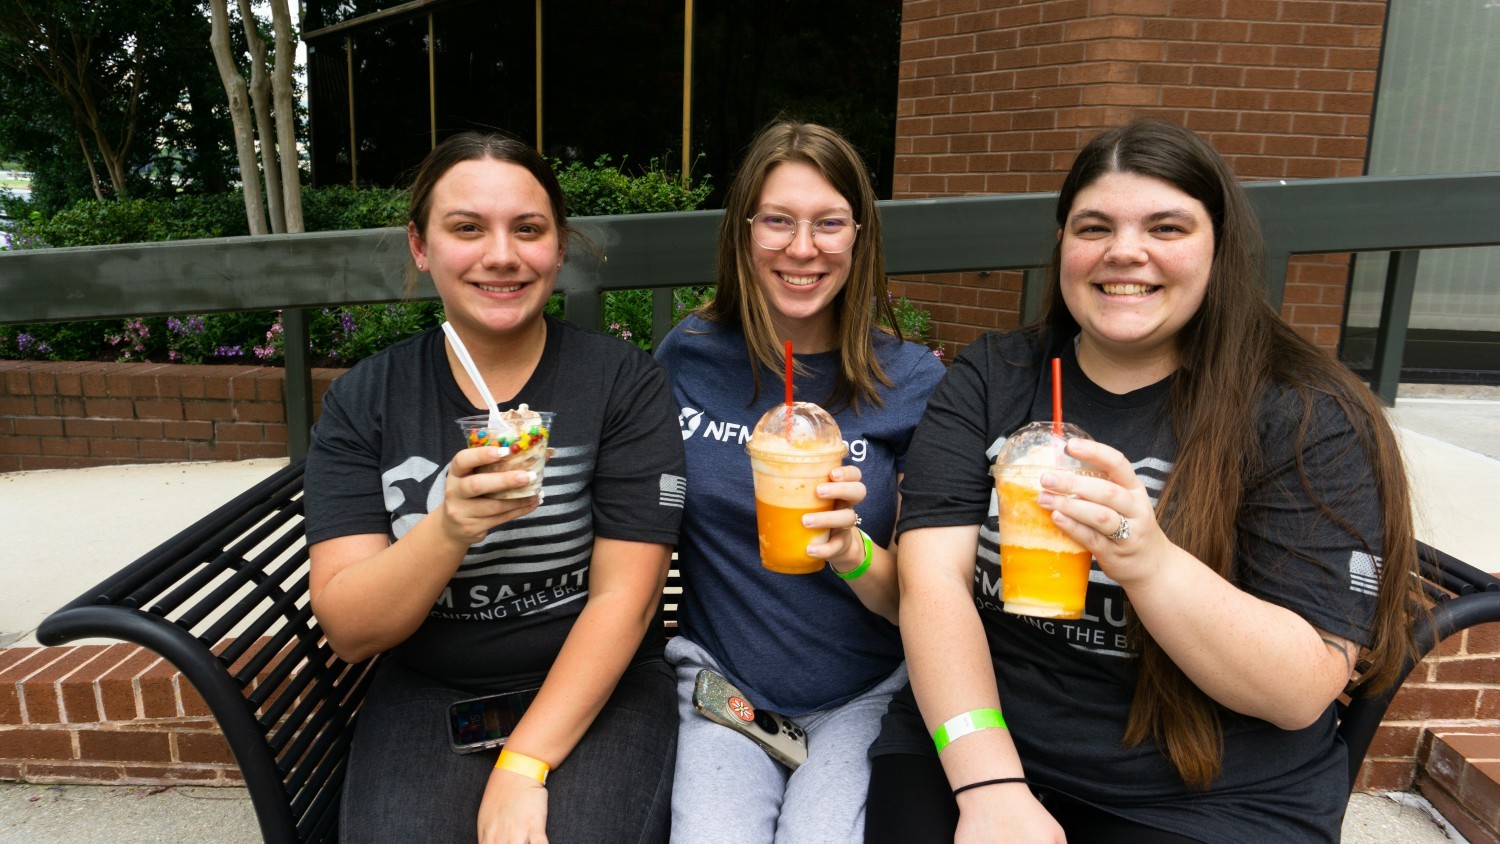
1348,550,1382,597
659,474,686,508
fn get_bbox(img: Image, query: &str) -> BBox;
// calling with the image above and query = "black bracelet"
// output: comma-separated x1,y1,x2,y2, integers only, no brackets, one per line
952,776,1029,797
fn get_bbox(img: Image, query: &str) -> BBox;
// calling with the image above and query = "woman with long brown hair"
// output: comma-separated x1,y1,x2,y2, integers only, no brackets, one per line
865,118,1418,842
655,120,944,840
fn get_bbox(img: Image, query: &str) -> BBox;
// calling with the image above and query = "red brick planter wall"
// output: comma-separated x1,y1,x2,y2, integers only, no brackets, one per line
0,361,345,472
1360,623,1500,792
0,643,241,787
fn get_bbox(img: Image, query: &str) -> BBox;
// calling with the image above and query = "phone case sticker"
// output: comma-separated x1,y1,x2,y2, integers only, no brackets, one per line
728,696,756,722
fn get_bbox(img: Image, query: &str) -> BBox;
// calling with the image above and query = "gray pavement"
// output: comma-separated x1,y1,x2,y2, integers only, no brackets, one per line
0,781,259,842
0,778,1470,843
1,384,1496,841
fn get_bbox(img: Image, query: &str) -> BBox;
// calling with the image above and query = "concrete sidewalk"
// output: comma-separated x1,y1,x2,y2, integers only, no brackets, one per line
0,458,287,648
0,783,1468,843
1,385,1496,842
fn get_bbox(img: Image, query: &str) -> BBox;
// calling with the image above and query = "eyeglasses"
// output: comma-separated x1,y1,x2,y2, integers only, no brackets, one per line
747,212,860,253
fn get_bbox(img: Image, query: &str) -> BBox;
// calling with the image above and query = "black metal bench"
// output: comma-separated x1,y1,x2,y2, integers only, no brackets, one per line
37,458,1500,842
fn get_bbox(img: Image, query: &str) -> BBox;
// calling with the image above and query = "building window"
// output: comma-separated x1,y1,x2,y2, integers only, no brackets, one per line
1343,0,1500,379
303,0,901,204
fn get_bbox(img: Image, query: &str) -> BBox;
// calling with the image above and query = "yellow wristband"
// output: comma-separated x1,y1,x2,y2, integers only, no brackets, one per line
496,748,550,784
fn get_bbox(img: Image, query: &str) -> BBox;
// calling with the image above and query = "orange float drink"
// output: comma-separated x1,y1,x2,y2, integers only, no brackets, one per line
992,421,1101,619
745,402,847,574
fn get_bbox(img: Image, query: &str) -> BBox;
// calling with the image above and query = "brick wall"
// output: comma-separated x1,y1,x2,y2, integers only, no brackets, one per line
894,0,1386,355
0,362,343,472
0,644,241,786
1361,623,1500,791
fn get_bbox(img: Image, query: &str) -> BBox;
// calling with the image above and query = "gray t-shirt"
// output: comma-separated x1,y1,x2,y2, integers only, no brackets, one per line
875,329,1383,843
304,317,686,692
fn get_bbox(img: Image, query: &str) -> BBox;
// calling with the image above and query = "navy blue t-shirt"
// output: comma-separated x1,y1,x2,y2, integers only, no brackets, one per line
655,315,945,715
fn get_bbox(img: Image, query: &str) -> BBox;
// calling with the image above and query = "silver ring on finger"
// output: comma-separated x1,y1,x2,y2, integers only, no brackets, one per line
1107,515,1130,542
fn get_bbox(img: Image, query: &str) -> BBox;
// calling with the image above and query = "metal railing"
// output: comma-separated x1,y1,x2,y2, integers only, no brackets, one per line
3,172,1498,458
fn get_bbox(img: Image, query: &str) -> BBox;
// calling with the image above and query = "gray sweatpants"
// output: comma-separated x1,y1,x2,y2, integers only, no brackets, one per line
665,636,907,844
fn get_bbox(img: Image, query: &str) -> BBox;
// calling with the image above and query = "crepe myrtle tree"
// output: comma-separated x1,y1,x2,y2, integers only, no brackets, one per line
207,0,301,235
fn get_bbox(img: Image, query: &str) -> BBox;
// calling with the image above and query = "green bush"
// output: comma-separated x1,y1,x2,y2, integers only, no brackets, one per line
556,155,712,217
1,162,710,365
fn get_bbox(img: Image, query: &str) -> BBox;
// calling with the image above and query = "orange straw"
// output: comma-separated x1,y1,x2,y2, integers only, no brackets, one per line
1051,357,1064,438
784,341,795,436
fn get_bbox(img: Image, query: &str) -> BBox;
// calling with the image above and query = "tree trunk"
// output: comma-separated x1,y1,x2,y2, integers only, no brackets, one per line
208,0,267,235
238,0,284,233
75,131,106,201
269,0,302,233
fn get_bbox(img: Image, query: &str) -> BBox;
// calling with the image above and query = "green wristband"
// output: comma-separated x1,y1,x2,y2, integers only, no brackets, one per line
834,529,874,581
933,708,1007,753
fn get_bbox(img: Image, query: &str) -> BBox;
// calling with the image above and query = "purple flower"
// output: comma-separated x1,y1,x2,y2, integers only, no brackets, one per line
340,311,356,335
215,345,243,358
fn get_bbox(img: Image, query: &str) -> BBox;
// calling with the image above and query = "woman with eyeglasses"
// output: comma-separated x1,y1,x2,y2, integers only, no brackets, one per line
654,121,945,840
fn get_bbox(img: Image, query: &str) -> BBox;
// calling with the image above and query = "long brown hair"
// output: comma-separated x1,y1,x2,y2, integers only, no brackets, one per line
1035,119,1418,788
697,120,901,411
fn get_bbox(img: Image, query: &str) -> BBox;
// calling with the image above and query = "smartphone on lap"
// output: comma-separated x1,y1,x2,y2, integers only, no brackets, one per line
692,668,808,769
446,687,540,754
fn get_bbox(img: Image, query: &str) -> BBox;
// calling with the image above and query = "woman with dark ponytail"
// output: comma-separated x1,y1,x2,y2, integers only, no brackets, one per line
866,118,1419,843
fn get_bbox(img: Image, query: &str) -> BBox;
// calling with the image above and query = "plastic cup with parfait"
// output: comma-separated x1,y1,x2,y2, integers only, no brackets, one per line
744,402,847,574
456,405,555,499
991,421,1103,619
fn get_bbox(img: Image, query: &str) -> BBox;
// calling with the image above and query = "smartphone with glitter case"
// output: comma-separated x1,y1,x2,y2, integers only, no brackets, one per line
692,668,808,769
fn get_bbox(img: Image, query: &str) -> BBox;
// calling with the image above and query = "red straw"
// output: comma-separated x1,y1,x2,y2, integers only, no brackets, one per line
784,341,795,436
1051,357,1064,437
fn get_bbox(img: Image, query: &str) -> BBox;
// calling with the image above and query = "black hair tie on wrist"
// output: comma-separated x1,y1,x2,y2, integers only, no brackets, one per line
952,776,1029,797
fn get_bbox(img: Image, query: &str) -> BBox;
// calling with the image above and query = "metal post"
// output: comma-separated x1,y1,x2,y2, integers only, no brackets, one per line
535,0,544,153
1370,250,1421,406
1021,268,1046,324
1264,251,1290,310
282,308,314,460
346,36,357,188
653,288,674,350
681,0,694,186
428,13,436,149
565,289,604,333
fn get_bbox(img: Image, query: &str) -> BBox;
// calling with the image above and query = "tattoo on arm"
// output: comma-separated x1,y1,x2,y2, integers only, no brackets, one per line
1321,636,1355,669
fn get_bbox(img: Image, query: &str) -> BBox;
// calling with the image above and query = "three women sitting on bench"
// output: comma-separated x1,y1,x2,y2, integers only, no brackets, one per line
305,119,1418,844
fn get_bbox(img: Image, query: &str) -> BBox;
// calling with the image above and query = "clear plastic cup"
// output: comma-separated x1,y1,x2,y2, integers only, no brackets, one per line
457,409,555,499
991,421,1103,619
744,402,847,574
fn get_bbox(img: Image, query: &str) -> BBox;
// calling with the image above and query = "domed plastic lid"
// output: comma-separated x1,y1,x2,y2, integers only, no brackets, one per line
746,401,845,458
992,420,1094,472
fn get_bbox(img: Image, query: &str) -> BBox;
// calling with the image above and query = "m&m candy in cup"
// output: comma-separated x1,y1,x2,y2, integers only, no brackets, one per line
456,404,555,499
